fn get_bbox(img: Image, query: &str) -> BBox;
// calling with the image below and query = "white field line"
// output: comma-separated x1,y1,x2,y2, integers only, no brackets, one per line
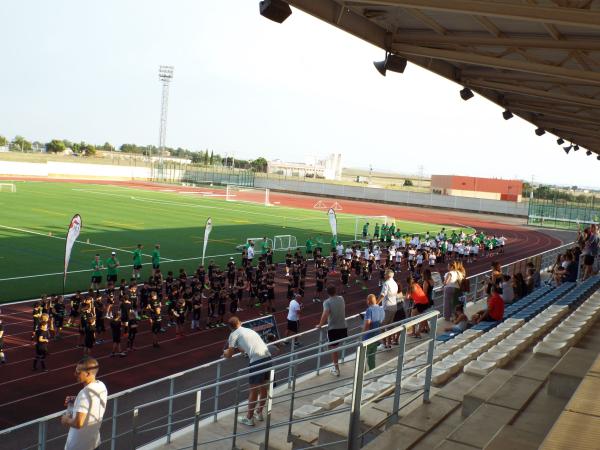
0,224,174,262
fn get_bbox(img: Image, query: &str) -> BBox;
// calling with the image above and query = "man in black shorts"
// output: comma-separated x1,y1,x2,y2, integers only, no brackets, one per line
315,286,347,377
52,296,66,340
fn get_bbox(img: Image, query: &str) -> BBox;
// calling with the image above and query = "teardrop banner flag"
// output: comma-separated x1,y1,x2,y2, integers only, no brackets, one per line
64,214,82,290
202,217,212,266
328,208,337,238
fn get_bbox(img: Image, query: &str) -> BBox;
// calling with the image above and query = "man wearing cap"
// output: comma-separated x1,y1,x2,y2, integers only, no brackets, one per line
62,356,108,450
105,252,120,288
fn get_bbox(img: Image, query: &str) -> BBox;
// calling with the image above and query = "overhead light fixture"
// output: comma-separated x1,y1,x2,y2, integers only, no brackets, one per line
573,144,579,151
597,155,600,161
460,87,474,101
564,145,572,154
502,110,513,120
259,0,292,23
373,52,407,76
556,138,564,145
587,150,592,156
535,128,546,136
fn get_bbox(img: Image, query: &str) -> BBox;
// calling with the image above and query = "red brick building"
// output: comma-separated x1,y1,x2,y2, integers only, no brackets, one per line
431,175,523,202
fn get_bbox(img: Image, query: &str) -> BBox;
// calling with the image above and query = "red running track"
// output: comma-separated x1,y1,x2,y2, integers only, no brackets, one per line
0,179,562,428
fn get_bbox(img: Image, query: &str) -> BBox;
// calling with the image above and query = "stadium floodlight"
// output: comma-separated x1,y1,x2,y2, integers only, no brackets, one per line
556,138,564,145
460,87,474,101
157,65,174,173
373,52,407,76
563,145,572,154
587,150,592,156
502,110,513,120
573,144,579,151
535,128,546,136
259,0,292,23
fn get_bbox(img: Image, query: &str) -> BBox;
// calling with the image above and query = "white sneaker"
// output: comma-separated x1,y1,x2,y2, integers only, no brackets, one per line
330,367,340,377
254,411,264,422
238,415,254,426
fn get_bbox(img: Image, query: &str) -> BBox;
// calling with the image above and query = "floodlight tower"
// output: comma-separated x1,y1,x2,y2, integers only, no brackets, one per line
157,65,174,172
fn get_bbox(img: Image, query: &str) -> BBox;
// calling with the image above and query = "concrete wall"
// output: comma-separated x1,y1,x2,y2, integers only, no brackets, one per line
0,160,152,180
255,177,529,217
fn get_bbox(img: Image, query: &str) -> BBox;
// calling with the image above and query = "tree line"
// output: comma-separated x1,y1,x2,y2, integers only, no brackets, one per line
0,134,268,172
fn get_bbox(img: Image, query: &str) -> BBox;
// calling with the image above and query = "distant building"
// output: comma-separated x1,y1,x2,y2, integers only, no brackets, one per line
267,153,342,180
431,175,523,202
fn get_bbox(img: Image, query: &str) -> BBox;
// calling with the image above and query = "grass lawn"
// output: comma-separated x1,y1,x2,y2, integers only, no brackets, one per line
0,181,472,301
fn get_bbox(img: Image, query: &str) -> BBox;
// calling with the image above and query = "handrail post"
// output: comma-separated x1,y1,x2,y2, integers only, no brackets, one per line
131,408,139,450
231,377,241,450
166,378,175,443
423,315,438,403
192,390,202,450
214,361,221,422
111,397,118,450
263,369,275,450
287,364,298,440
288,339,295,388
37,420,46,450
391,327,407,421
347,344,366,450
316,328,325,375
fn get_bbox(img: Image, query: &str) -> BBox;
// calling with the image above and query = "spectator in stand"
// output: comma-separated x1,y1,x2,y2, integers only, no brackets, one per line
444,304,468,333
579,224,598,280
362,294,384,371
501,275,515,304
513,272,527,300
406,276,430,338
315,285,348,377
527,261,541,289
471,284,505,324
224,316,271,427
556,252,578,284
442,262,461,321
61,357,108,450
378,269,400,348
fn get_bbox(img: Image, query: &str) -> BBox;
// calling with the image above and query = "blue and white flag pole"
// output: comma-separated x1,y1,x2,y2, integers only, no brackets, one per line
64,214,82,293
202,217,212,266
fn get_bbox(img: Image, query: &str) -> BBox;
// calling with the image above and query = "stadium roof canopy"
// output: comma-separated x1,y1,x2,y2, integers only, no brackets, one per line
271,0,600,156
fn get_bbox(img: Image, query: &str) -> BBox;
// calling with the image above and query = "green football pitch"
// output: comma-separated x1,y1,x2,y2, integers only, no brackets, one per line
0,181,472,302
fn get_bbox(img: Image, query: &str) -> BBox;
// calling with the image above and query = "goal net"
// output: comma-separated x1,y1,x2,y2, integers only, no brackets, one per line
273,235,298,251
354,216,395,241
0,183,16,193
226,185,271,206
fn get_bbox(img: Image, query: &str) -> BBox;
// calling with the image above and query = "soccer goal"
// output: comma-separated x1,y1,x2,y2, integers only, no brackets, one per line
273,235,298,251
225,185,271,206
0,183,16,193
353,216,395,241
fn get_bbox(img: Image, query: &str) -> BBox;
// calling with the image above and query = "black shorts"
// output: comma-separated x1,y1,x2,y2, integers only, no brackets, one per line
112,331,121,343
35,346,48,357
268,288,275,300
134,265,142,270
84,337,94,349
54,317,64,328
91,276,102,284
327,328,348,347
414,303,428,313
152,263,160,270
316,281,324,292
176,315,185,325
248,357,271,385
218,304,226,315
152,322,161,334
107,274,118,282
287,320,299,333
393,306,407,322
584,254,594,266
70,309,79,318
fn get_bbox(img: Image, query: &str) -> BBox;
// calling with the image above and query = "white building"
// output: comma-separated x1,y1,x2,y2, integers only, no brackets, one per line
268,153,342,180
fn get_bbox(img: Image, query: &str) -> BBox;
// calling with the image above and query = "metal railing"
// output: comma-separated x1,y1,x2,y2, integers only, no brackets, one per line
130,311,439,450
0,241,577,450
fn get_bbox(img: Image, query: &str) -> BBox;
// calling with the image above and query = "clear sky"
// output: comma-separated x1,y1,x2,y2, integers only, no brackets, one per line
1,1,597,188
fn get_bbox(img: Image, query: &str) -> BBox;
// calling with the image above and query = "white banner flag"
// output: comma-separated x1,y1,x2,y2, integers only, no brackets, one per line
64,214,82,287
202,217,212,266
328,208,337,238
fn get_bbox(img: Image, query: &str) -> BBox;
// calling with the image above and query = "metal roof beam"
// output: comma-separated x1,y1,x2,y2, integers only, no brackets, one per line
348,0,600,30
393,33,600,50
464,79,600,108
392,43,600,85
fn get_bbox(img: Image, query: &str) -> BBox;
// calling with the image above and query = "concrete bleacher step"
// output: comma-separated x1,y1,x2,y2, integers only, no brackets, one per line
462,368,513,417
547,347,598,399
362,396,460,450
